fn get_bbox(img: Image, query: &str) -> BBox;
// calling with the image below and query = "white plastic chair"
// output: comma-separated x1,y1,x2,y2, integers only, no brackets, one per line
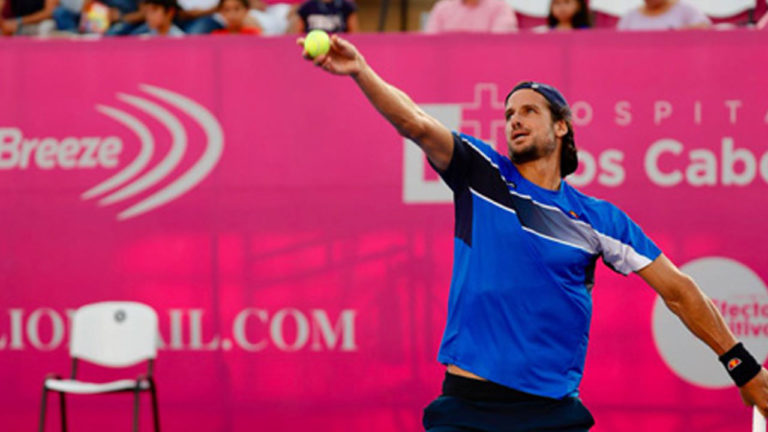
39,301,160,432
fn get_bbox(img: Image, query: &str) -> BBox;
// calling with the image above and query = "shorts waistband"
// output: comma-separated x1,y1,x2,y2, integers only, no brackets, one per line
441,371,555,403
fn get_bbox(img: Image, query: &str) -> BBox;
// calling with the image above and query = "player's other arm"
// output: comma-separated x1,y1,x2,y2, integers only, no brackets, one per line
638,254,768,417
298,34,454,171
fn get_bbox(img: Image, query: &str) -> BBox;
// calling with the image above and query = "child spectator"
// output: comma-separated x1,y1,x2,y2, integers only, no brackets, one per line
294,0,356,33
424,0,517,34
547,0,590,31
618,0,710,31
212,0,259,34
142,0,183,35
0,0,58,35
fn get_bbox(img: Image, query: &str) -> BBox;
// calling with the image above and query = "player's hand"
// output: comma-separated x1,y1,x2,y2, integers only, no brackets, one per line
296,34,366,76
739,367,768,418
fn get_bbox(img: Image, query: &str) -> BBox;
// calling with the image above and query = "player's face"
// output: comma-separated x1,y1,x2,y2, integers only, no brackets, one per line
504,90,560,164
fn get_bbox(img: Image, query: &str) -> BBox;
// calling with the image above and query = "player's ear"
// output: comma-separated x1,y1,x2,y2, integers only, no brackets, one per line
554,119,568,139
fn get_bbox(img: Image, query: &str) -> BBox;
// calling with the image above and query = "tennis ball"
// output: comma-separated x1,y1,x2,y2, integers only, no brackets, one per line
304,30,331,58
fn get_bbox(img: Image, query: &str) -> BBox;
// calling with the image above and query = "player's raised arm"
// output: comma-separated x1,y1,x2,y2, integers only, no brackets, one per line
637,254,768,417
298,34,454,172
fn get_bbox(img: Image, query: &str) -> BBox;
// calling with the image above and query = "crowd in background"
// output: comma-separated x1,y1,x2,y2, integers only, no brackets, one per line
0,0,766,37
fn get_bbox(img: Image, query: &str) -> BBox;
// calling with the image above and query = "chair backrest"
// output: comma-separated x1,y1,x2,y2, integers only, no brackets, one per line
70,301,158,367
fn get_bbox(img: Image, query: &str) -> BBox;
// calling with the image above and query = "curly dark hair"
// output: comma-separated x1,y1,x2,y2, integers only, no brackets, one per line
547,0,592,29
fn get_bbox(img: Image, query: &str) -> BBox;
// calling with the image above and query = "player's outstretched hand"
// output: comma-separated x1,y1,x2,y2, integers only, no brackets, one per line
740,367,768,418
296,35,366,76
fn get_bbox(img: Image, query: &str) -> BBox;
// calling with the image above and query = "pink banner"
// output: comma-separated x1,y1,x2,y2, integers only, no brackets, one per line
1,31,767,431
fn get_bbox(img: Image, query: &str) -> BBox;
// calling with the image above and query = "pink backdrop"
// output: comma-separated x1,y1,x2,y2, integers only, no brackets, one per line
1,31,767,431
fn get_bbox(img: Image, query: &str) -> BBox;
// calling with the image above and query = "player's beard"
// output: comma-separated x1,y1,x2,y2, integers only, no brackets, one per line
509,129,558,164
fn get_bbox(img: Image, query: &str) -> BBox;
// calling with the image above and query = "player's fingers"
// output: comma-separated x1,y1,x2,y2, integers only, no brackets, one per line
296,37,305,46
331,35,353,55
313,54,328,67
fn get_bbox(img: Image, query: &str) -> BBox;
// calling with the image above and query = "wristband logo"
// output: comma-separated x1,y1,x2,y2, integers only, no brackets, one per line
652,257,768,388
727,358,742,371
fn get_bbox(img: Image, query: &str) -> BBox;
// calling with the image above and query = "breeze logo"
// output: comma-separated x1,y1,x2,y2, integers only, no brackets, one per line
0,85,224,221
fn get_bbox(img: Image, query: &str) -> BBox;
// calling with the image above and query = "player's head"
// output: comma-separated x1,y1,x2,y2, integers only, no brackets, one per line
504,82,578,178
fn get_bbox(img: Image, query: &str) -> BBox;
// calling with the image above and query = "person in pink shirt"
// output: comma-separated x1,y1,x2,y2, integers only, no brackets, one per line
617,0,710,31
424,0,517,33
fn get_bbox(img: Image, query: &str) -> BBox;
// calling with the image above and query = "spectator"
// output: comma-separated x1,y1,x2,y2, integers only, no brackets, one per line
246,0,289,36
212,0,259,33
83,0,146,36
424,0,517,34
547,0,590,31
175,0,221,34
51,0,83,32
0,0,58,36
294,0,357,33
142,0,183,35
617,0,710,31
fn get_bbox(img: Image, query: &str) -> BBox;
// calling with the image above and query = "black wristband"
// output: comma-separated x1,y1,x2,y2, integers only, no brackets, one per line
719,342,761,387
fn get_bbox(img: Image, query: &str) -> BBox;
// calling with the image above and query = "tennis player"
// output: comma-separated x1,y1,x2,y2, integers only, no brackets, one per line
299,35,768,431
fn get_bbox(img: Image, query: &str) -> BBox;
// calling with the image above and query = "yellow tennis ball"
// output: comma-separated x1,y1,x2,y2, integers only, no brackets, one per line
304,30,331,58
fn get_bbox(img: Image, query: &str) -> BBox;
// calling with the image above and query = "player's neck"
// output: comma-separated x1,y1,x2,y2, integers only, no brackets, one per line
515,158,562,191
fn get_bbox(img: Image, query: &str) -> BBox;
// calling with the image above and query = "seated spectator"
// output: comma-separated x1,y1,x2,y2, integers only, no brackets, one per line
51,0,83,32
424,0,517,34
212,0,258,33
142,0,183,35
175,0,222,34
0,0,58,36
76,0,146,36
294,0,356,33
617,0,710,31
246,0,289,36
547,0,590,31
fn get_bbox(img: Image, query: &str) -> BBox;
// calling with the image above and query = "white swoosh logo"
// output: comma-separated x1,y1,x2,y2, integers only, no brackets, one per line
117,84,224,221
82,105,155,200
82,85,224,221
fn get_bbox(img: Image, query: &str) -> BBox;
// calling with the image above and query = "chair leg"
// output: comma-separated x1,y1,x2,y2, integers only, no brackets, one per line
133,388,141,432
38,387,48,432
150,384,160,432
58,392,67,432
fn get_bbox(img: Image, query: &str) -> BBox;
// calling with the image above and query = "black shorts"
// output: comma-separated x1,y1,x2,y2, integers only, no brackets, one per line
422,372,595,432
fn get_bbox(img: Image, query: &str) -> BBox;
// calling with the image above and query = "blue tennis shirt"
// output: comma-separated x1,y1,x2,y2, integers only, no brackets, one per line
435,133,661,399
